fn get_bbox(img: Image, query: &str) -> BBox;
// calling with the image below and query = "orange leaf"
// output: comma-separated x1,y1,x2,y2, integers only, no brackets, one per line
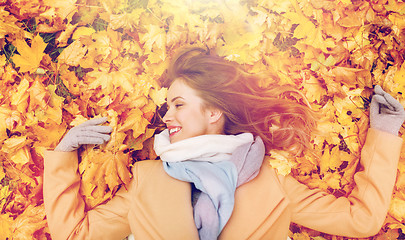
58,39,88,66
11,205,47,239
0,213,12,240
12,35,47,73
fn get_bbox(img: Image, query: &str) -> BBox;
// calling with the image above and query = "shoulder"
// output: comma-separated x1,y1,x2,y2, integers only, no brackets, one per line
131,160,184,188
132,160,165,179
133,159,163,169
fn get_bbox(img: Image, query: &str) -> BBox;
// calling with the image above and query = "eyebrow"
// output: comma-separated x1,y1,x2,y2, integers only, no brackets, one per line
170,96,185,102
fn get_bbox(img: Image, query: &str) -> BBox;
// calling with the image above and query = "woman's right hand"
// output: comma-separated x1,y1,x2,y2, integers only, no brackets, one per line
370,85,405,136
55,117,113,152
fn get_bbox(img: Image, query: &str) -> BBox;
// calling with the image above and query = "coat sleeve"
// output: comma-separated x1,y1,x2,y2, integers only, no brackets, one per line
280,128,403,238
43,150,133,240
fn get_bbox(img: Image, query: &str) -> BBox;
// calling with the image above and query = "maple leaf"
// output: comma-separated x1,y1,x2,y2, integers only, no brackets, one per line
11,77,30,113
149,87,167,107
389,196,405,222
60,70,83,95
108,10,144,31
1,0,405,238
0,107,11,142
394,62,405,94
79,148,131,209
0,7,22,38
72,27,96,40
56,23,78,47
118,108,150,139
267,151,296,176
0,213,12,240
140,24,167,52
31,123,67,148
301,75,326,104
2,136,28,154
9,146,31,165
58,39,88,66
42,0,77,21
385,0,405,14
330,67,372,89
28,78,51,111
11,205,47,239
0,167,5,183
12,35,47,73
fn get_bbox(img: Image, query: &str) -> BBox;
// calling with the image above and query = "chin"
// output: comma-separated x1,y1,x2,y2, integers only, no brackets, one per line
169,134,188,143
169,136,181,143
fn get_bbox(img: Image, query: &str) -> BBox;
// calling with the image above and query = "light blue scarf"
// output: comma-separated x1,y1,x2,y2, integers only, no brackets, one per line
154,130,265,240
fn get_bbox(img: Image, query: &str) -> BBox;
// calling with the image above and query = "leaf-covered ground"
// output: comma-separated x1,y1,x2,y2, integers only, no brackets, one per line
1,0,405,239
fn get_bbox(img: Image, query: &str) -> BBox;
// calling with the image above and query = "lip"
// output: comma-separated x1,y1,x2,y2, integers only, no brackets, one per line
167,126,182,137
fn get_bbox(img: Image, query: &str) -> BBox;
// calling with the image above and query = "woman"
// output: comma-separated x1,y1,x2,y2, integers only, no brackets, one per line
44,48,405,240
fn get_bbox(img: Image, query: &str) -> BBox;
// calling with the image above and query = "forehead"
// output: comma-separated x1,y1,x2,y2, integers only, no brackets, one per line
167,79,199,101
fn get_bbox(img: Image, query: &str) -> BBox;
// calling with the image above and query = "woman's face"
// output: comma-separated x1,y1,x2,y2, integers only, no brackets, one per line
163,79,217,143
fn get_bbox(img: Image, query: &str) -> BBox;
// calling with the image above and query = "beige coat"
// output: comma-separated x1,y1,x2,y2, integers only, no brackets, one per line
44,128,403,240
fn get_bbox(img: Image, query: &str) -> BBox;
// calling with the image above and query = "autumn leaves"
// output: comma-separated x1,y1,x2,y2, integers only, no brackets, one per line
1,0,405,239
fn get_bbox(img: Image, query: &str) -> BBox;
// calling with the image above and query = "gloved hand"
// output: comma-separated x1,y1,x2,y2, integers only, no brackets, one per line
370,85,405,136
55,117,113,152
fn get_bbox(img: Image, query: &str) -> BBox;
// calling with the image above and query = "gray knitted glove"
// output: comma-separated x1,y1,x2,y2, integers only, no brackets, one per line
370,85,405,136
55,117,113,152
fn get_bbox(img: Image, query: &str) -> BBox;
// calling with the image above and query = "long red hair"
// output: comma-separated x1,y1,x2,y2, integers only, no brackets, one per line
163,47,318,155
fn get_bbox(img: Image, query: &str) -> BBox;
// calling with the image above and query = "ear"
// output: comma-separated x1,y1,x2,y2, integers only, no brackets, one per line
207,107,223,124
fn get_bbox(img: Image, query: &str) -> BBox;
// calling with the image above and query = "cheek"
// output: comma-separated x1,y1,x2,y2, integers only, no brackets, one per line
178,110,204,128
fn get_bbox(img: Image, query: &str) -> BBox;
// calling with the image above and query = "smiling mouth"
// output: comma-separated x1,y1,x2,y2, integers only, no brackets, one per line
169,127,181,137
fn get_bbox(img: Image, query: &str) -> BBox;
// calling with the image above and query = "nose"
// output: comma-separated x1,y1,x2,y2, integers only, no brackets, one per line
162,108,172,124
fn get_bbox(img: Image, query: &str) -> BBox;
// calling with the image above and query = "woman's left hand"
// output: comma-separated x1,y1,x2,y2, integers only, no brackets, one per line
370,85,405,135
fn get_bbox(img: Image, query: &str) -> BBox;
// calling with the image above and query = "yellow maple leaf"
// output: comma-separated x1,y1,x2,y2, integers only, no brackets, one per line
0,167,4,183
70,115,90,127
0,55,6,67
79,147,131,209
130,128,156,151
72,27,96,40
28,79,49,111
394,62,405,94
338,0,352,4
267,151,296,176
330,67,371,89
0,107,11,141
10,146,31,165
0,213,12,240
1,136,28,154
301,75,326,104
11,78,30,113
389,13,405,35
32,123,67,148
108,9,144,31
385,0,405,14
149,87,167,107
118,108,150,139
87,71,114,92
140,24,167,52
284,11,316,39
389,197,405,222
11,205,47,239
0,7,22,38
43,85,64,124
42,0,78,21
12,35,47,73
56,23,78,47
58,39,88,66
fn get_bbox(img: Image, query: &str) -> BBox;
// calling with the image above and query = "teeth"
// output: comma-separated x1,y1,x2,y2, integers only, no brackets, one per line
169,127,181,135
